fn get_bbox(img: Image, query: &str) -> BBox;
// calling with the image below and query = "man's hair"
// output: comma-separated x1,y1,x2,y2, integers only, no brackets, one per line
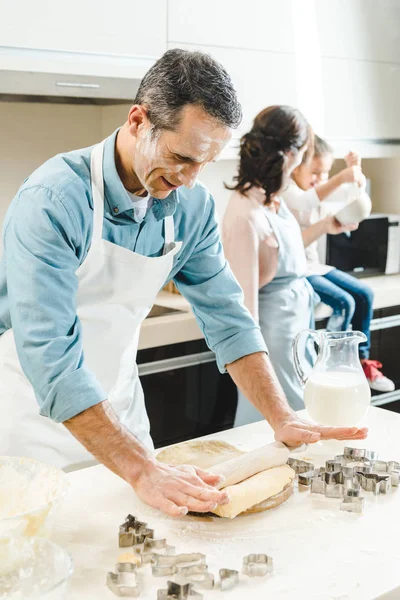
314,134,333,158
134,48,242,131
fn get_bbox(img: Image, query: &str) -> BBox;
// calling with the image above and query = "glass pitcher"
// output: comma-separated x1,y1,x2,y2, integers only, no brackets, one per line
293,330,371,426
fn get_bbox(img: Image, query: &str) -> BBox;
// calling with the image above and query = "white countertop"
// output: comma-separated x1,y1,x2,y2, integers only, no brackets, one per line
139,274,400,350
55,406,400,600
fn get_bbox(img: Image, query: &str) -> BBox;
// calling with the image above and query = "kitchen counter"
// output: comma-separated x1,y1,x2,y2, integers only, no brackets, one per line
55,406,400,600
139,274,400,350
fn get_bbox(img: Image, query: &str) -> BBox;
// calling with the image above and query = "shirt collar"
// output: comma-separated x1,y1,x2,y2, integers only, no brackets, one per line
102,128,179,222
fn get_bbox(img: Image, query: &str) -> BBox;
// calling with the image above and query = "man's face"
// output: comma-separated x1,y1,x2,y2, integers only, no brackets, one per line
293,154,333,190
132,105,232,199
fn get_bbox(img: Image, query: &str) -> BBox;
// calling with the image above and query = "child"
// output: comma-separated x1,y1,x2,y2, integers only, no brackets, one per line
281,135,394,393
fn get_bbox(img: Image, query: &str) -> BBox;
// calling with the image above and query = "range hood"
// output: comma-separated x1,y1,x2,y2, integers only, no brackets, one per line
0,69,139,105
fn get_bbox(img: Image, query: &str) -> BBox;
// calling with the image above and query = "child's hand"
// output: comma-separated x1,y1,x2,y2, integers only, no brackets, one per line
345,151,361,168
325,215,359,235
339,166,364,187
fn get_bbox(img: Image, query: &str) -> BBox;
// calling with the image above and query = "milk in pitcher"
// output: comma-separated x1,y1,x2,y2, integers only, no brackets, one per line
304,370,370,426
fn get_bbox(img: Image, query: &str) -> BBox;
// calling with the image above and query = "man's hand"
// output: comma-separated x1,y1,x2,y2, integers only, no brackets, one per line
325,215,358,235
345,151,362,168
131,461,229,517
274,413,368,446
64,400,229,517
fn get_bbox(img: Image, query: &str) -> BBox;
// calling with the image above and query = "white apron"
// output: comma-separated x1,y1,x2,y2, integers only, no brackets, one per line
0,140,182,470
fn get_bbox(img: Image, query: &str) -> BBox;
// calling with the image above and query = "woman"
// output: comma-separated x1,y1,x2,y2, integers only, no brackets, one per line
222,106,356,424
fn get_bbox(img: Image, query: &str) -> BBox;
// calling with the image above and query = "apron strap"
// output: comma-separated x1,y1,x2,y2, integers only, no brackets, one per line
90,141,106,242
163,215,175,254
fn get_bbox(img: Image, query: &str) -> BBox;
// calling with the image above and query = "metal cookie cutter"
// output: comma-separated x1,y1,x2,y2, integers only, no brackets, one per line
298,467,324,487
140,537,175,563
326,459,343,473
310,471,346,498
106,563,140,597
287,457,314,474
371,460,400,486
355,471,391,495
119,514,154,548
243,554,273,577
152,553,206,577
344,447,379,462
157,580,202,600
219,568,239,591
340,487,364,514
324,471,345,499
179,565,214,590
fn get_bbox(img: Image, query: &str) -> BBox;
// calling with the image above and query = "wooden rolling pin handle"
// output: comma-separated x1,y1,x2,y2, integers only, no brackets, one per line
209,441,290,489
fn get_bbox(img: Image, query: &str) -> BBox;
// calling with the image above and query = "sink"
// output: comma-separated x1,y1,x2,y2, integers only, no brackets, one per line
147,304,186,318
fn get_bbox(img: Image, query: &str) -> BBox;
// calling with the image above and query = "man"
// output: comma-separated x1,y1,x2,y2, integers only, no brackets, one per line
0,49,366,517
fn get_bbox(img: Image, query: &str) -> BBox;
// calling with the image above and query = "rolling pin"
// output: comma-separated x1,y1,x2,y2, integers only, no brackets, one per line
208,441,290,489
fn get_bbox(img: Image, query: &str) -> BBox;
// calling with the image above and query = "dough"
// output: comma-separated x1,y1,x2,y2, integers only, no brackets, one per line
212,464,295,519
209,441,289,489
156,440,245,469
156,440,295,518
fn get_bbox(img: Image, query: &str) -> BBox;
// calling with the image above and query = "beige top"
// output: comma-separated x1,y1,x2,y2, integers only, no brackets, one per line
222,187,279,322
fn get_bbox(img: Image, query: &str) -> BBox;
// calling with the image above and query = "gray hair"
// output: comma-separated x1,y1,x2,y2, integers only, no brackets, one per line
134,48,242,131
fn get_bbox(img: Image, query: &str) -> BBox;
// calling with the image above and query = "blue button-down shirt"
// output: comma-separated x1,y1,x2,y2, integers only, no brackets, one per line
0,129,267,423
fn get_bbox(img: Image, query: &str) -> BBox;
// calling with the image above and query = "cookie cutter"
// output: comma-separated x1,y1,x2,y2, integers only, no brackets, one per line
340,487,365,514
355,471,392,495
243,553,273,577
157,580,202,599
298,468,324,487
152,553,206,577
139,537,176,563
371,460,400,486
179,566,214,590
119,514,154,548
106,563,140,597
219,568,239,591
310,471,346,498
343,447,379,462
287,457,314,474
326,460,343,473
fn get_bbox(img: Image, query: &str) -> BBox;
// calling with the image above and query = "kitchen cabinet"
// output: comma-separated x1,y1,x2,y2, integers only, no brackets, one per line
0,0,167,58
137,340,237,448
168,0,295,53
322,58,400,140
316,0,400,63
168,42,298,135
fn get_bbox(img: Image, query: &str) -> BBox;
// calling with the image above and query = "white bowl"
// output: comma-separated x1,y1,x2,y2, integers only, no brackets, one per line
0,536,73,599
0,457,68,540
335,193,372,225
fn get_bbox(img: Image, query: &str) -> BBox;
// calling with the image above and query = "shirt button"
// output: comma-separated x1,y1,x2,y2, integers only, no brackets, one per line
113,207,119,214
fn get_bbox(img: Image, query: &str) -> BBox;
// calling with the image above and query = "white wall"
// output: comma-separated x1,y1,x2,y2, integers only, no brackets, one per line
199,159,238,219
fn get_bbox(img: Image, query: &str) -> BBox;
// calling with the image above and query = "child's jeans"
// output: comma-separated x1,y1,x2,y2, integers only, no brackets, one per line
307,269,374,360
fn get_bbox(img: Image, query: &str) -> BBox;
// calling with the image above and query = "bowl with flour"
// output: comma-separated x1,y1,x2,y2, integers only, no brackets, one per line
0,457,68,540
0,536,73,599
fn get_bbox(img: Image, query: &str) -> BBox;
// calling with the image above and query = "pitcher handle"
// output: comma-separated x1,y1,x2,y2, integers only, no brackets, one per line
292,329,319,386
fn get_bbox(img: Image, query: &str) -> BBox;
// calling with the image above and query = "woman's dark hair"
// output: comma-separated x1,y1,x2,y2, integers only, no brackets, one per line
227,105,311,204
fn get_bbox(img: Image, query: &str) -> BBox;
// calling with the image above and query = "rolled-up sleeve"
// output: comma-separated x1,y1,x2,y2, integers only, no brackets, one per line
173,194,267,372
4,186,107,422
